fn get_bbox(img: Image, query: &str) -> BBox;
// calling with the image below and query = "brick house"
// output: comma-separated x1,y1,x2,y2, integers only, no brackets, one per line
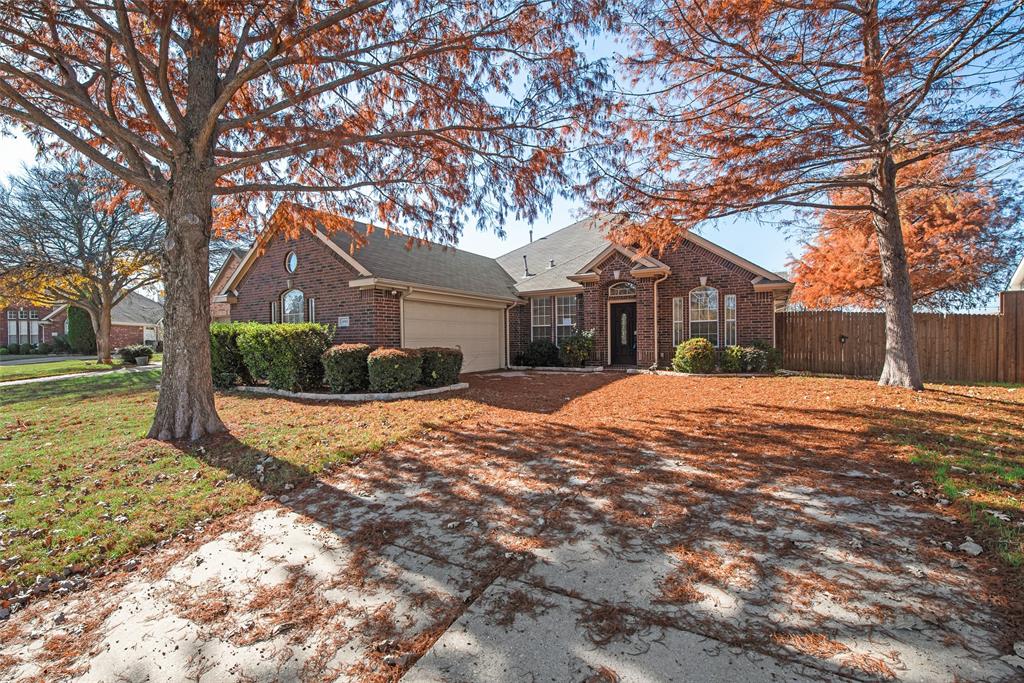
215,205,792,372
2,291,164,350
210,248,247,323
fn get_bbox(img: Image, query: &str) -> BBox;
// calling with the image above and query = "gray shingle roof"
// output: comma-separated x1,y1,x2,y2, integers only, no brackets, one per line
325,223,519,301
112,291,163,325
495,216,611,294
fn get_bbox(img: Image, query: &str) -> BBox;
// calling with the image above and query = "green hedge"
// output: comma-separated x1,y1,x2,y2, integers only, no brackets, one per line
419,347,463,387
210,322,256,388
367,348,422,392
236,323,333,392
117,344,154,364
672,338,715,373
322,343,371,392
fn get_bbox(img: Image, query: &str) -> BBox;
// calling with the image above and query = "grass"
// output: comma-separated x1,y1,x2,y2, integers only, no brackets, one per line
0,358,124,382
0,371,481,586
0,354,163,382
885,388,1024,568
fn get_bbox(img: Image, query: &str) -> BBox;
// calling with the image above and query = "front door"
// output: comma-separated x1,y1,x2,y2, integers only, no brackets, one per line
610,302,637,366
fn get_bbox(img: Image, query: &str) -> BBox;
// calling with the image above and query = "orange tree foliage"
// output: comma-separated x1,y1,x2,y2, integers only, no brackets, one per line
791,156,1023,310
584,0,1024,389
0,1,610,439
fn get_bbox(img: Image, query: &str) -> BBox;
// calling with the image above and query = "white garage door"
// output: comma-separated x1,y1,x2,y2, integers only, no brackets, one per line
403,299,504,373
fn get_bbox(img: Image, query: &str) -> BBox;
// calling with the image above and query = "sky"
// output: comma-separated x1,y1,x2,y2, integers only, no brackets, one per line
0,128,805,276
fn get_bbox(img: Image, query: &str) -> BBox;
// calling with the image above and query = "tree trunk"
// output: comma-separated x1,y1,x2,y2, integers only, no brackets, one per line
147,167,224,441
862,1,923,390
874,154,924,390
147,13,225,441
96,303,112,364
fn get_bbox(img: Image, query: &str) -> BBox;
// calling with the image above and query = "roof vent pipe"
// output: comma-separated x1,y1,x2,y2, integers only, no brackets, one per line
523,255,533,277
529,230,533,243
549,259,555,269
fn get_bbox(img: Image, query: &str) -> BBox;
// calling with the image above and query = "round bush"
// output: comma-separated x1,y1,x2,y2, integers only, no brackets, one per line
0,347,8,355
719,345,744,373
118,344,154,364
210,322,256,388
237,323,333,392
367,348,422,392
672,338,715,373
517,339,561,367
18,343,32,355
419,347,463,387
558,329,594,367
322,343,371,392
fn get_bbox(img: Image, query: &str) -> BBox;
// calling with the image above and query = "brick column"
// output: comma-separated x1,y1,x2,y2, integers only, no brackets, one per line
636,278,655,367
581,282,603,364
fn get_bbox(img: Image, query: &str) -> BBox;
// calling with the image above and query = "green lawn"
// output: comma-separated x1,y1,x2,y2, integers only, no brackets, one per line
0,371,481,587
0,358,124,382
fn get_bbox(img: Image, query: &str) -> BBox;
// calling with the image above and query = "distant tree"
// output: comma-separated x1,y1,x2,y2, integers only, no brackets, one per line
791,156,1023,310
0,163,163,363
588,0,1024,389
66,306,97,355
0,1,607,439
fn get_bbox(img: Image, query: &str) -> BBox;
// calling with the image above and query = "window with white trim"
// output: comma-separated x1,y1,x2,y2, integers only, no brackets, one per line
689,286,719,346
555,295,578,345
531,297,552,341
7,320,16,343
270,301,279,323
724,294,737,346
5,310,14,320
672,297,686,346
307,298,316,323
28,310,39,320
29,321,39,345
18,309,27,319
282,289,305,323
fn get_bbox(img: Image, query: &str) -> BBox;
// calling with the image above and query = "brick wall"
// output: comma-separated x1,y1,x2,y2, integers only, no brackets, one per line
510,292,585,363
229,229,402,346
654,240,776,367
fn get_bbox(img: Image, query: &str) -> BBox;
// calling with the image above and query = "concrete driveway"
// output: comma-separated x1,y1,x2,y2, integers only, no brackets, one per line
1,372,1020,682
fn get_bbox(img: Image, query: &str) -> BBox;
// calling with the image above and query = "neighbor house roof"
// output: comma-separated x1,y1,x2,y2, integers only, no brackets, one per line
40,291,163,326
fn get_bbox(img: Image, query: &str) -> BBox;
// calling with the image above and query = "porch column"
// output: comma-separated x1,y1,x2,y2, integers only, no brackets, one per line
581,282,603,365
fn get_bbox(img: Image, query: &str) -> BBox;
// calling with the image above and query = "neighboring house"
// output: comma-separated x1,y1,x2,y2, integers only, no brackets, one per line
1,303,47,348
215,204,792,372
210,248,247,322
1009,255,1024,292
30,291,165,349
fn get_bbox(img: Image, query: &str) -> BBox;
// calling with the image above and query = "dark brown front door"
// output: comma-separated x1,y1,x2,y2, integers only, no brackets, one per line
610,302,637,366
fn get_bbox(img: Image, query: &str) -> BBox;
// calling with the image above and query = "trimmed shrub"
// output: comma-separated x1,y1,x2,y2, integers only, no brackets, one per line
751,339,782,372
210,322,256,388
367,348,422,392
672,338,715,373
0,347,7,355
558,329,595,367
516,339,561,367
18,343,32,355
237,323,333,392
419,347,463,387
37,342,54,355
52,335,70,353
118,344,154,364
719,345,744,373
66,306,96,354
322,343,371,392
6,343,17,354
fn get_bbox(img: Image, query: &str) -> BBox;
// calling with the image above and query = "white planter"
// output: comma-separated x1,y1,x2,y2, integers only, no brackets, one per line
135,356,150,366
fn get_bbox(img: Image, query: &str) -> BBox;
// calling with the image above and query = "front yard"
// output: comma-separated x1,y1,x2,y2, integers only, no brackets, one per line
0,371,481,585
2,370,1023,681
0,358,124,383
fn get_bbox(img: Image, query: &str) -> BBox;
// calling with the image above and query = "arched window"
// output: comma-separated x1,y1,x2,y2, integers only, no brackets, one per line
689,286,719,346
285,251,298,273
281,289,305,323
608,281,636,298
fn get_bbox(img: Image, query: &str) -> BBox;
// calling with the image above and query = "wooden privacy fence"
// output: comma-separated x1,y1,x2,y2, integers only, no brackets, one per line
775,291,1024,384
